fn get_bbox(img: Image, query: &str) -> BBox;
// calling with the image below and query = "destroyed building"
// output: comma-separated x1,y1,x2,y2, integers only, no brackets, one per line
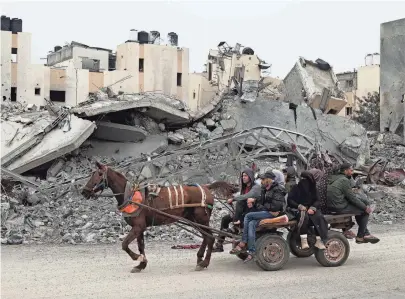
283,57,347,115
380,17,405,138
2,15,405,247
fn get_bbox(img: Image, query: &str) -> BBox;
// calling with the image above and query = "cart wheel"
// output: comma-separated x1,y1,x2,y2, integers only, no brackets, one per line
255,234,289,271
315,231,350,267
287,231,315,258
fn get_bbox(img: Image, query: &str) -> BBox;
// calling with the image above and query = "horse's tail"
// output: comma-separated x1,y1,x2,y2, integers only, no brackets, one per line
205,181,238,198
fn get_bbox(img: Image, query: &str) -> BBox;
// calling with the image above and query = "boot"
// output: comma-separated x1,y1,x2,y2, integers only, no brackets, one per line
212,242,224,252
314,236,326,250
300,234,309,249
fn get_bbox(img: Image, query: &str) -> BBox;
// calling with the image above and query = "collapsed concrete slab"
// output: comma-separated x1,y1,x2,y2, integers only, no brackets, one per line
283,57,347,114
93,121,147,142
225,96,370,166
72,93,190,126
380,18,405,137
1,114,96,174
83,134,168,159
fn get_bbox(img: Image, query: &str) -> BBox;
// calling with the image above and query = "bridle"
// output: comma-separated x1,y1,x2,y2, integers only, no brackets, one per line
83,167,109,198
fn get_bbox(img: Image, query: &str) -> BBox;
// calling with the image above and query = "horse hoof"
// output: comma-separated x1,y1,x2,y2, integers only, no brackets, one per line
131,267,142,273
195,265,205,271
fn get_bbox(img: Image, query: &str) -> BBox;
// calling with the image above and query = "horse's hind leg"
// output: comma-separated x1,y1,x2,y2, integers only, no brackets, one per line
196,228,214,271
122,226,144,273
132,233,148,273
196,237,207,265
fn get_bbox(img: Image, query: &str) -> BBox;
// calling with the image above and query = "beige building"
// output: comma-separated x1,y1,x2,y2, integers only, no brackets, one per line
1,21,196,110
46,35,190,108
337,54,380,118
1,16,50,106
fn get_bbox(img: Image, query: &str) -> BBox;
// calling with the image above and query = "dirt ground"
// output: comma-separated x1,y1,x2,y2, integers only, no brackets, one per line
2,225,405,299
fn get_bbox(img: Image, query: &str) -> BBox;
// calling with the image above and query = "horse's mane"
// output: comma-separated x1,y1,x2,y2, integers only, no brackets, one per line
109,168,128,181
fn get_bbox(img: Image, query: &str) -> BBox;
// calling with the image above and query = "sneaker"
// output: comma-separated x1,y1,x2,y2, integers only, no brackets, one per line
314,237,326,250
364,234,380,244
212,243,224,252
300,236,309,249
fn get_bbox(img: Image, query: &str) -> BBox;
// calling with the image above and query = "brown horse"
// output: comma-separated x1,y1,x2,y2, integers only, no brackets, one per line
81,161,236,273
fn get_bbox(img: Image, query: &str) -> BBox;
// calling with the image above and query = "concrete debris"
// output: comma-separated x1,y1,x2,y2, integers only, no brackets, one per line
220,119,237,132
1,62,404,247
283,57,347,114
93,121,147,143
1,104,96,174
167,132,185,144
240,80,259,103
224,95,369,165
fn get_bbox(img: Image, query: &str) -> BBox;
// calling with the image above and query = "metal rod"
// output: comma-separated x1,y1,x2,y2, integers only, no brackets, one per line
131,201,238,239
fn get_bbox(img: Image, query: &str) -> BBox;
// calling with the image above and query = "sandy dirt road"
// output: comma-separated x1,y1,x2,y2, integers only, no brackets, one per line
2,225,405,299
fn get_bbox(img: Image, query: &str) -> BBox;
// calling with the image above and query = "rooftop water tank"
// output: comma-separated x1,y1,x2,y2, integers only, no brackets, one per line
167,32,178,46
1,15,11,31
129,29,137,41
54,45,62,52
138,31,149,44
10,18,22,33
150,30,160,45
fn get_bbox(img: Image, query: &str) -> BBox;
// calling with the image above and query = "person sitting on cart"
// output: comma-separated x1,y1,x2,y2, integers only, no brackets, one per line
212,168,261,252
283,166,297,193
327,163,380,244
229,171,287,262
287,171,328,250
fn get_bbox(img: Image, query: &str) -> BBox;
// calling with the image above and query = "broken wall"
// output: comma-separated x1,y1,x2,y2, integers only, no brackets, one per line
65,66,89,107
16,32,31,103
380,18,405,136
17,64,50,106
1,31,12,101
188,73,217,111
283,58,347,114
103,70,138,94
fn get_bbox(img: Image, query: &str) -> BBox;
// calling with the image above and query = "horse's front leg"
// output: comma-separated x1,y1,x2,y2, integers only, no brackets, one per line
122,226,145,273
132,232,148,273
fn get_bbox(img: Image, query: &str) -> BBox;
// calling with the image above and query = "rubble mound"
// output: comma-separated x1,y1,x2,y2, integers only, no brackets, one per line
369,132,405,169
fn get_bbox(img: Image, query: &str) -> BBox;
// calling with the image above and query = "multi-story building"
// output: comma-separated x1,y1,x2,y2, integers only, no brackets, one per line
1,18,196,110
337,53,380,118
1,16,50,106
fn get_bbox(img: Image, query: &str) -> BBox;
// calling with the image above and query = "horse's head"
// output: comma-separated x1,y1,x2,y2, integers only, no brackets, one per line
81,161,109,199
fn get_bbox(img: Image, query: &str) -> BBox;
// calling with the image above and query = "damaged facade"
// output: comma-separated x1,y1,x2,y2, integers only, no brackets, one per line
380,17,405,137
2,15,404,247
283,57,347,115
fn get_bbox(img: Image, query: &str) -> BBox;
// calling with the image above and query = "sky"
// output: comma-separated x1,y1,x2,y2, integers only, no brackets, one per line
1,1,405,78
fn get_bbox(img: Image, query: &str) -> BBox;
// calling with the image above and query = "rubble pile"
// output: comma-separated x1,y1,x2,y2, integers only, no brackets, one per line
2,87,404,246
366,185,405,224
369,131,405,169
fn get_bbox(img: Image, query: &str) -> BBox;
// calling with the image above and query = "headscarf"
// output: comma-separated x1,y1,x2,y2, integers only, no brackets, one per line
240,168,255,194
309,168,324,182
272,169,285,187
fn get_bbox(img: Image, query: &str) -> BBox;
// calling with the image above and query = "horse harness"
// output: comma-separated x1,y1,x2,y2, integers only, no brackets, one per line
118,182,212,218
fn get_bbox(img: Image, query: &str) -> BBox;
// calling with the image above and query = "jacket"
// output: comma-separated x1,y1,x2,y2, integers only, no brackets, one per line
287,179,320,211
234,168,262,202
327,173,367,211
255,183,286,213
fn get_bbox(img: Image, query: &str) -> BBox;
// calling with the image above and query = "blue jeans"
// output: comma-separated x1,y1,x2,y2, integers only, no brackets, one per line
242,211,274,253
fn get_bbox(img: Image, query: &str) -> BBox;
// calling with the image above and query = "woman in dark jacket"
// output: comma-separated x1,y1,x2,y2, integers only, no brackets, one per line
287,171,328,250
